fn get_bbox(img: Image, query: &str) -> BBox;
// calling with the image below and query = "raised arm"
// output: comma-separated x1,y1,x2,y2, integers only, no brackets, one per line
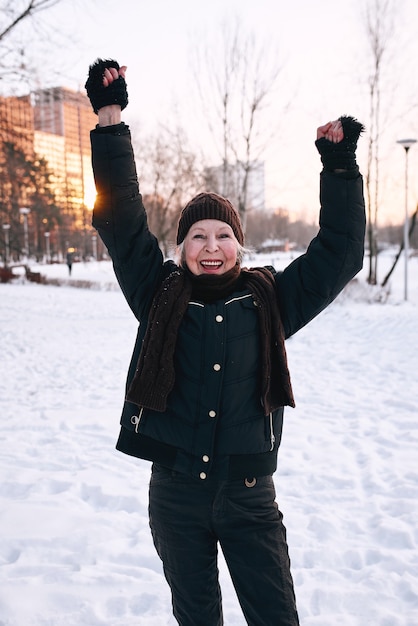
85,59,165,320
277,116,366,338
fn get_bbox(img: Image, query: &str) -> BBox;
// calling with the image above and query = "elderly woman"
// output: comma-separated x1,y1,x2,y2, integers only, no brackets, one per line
85,59,365,626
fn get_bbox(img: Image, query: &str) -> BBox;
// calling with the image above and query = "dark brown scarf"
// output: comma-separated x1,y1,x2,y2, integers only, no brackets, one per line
126,265,295,415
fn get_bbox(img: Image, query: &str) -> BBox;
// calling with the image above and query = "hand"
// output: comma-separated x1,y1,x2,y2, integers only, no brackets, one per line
315,116,364,171
103,65,127,87
96,65,127,126
85,58,128,115
317,120,344,143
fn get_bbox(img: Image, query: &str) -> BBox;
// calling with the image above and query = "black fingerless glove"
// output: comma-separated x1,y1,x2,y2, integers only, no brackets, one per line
85,58,128,114
315,115,365,171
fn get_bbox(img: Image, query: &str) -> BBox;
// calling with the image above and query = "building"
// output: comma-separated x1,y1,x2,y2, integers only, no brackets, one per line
204,160,265,212
0,86,97,260
32,87,97,222
0,94,34,155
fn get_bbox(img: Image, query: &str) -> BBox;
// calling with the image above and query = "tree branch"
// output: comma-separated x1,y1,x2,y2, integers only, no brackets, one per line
0,0,62,41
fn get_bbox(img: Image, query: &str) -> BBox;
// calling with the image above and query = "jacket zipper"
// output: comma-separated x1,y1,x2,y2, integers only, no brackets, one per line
269,412,276,451
130,407,144,433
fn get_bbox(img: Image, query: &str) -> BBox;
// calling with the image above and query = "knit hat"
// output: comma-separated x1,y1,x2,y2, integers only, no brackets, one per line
176,192,244,245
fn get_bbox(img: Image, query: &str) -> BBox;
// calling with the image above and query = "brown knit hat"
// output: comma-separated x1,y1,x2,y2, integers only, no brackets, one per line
176,192,244,245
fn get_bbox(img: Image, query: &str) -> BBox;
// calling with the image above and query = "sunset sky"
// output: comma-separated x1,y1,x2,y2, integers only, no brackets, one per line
19,0,418,224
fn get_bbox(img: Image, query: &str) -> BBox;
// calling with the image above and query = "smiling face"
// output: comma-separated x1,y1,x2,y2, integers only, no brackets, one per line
182,219,239,276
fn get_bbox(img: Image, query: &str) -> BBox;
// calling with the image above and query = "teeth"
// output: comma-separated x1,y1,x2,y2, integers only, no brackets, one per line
201,261,222,267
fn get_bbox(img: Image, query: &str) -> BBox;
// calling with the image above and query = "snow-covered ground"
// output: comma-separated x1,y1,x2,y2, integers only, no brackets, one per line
1,250,418,625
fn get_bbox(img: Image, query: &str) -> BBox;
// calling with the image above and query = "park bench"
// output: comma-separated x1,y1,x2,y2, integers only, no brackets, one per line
0,266,16,283
0,264,44,284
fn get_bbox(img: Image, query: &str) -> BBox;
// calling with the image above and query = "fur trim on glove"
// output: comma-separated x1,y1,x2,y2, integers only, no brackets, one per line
315,115,365,171
85,58,128,114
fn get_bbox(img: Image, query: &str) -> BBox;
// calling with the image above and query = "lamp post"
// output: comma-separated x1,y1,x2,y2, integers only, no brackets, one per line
44,232,50,264
92,234,97,261
19,207,30,259
396,138,417,301
2,224,11,266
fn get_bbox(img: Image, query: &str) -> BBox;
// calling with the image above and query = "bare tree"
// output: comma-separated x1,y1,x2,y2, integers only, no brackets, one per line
0,0,63,42
191,17,285,232
132,124,204,257
362,0,396,284
0,0,70,89
246,206,290,250
0,140,60,261
381,205,418,287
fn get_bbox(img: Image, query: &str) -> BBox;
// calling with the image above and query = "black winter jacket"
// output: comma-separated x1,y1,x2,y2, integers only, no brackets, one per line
91,123,366,481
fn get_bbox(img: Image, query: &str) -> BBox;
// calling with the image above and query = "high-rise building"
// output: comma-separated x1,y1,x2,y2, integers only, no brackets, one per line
32,87,97,222
0,94,34,155
0,86,97,260
204,161,265,212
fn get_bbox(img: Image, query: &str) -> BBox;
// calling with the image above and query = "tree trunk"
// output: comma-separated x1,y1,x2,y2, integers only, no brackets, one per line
381,206,417,287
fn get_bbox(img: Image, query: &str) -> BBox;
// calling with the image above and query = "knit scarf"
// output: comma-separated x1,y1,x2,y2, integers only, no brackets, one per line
126,265,295,415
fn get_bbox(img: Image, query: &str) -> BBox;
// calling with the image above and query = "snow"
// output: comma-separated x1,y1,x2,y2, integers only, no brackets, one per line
1,251,418,625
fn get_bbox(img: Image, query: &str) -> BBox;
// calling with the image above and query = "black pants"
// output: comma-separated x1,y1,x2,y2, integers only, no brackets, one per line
149,464,299,626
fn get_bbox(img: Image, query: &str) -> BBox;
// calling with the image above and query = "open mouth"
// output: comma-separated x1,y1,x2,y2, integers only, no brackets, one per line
200,260,223,270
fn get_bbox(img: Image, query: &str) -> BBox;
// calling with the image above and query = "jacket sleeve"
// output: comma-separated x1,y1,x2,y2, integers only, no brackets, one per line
90,123,164,320
277,169,366,339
